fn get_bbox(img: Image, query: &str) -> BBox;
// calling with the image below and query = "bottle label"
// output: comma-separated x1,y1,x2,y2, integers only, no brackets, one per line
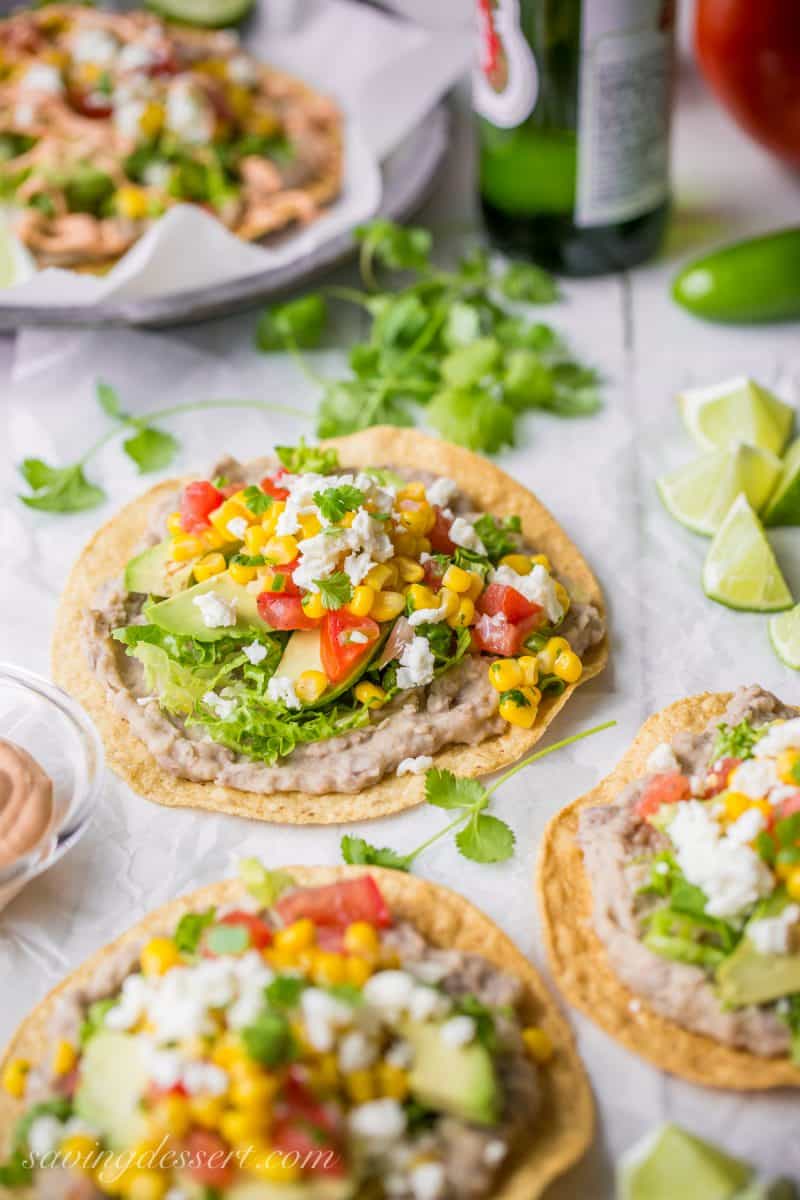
576,0,674,227
473,0,538,130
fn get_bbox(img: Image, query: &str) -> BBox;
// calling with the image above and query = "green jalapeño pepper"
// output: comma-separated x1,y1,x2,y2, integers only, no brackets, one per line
672,227,800,323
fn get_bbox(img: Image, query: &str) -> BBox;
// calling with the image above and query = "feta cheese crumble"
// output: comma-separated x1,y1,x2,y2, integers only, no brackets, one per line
729,758,778,800
267,675,301,710
747,905,800,956
193,591,236,628
202,691,237,721
226,516,248,539
408,605,446,627
396,636,435,690
242,641,268,665
349,1098,407,1142
397,755,434,776
646,742,681,775
448,516,486,555
71,28,119,66
426,476,458,508
667,801,774,919
489,563,564,624
755,719,800,757
20,64,64,94
409,1162,446,1200
440,1015,476,1048
166,78,214,144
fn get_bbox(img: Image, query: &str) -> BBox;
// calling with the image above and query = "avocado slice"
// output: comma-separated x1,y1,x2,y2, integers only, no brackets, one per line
125,539,196,597
404,1019,498,1126
276,626,385,708
74,1031,150,1151
617,1124,753,1200
716,895,800,1009
146,575,272,642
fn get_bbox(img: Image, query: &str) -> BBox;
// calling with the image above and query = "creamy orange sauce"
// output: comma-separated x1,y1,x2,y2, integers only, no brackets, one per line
0,738,54,870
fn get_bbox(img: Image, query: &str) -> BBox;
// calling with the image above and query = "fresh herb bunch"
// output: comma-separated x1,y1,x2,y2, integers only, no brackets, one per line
342,721,615,871
255,220,602,452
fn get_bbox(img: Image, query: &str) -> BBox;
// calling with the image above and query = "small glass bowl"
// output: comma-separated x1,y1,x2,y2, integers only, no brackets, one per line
0,663,104,911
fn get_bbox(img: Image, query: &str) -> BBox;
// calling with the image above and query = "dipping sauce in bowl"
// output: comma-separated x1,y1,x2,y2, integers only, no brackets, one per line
0,739,55,870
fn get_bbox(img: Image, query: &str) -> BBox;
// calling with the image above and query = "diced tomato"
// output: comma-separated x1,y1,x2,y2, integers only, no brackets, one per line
320,611,380,685
276,876,391,929
428,506,456,555
146,51,180,78
422,558,446,592
68,88,113,119
217,910,273,950
471,611,540,657
184,1130,235,1187
271,1119,346,1177
703,756,741,796
180,480,225,533
148,1081,188,1102
635,773,693,820
258,592,320,631
260,467,290,501
478,582,541,624
779,791,800,820
314,926,346,952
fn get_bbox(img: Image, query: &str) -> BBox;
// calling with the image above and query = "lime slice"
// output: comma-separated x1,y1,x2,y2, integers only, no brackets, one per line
763,437,800,527
657,444,782,536
618,1124,752,1200
146,0,255,26
769,604,800,669
679,377,794,456
703,494,793,612
0,212,35,289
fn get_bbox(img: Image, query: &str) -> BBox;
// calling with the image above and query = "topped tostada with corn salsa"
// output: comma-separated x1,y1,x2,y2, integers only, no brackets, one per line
0,865,593,1199
0,5,342,269
54,429,606,823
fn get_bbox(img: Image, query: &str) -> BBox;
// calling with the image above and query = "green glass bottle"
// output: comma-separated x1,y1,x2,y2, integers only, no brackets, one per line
475,0,675,275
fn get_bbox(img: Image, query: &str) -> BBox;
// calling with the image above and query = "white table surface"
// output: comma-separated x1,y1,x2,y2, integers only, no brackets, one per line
1,47,800,1197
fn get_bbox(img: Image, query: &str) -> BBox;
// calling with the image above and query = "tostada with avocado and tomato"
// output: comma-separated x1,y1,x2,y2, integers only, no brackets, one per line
53,428,607,824
0,864,593,1199
539,685,800,1090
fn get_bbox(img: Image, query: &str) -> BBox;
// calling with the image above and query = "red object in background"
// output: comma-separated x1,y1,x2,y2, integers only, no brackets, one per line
695,0,800,167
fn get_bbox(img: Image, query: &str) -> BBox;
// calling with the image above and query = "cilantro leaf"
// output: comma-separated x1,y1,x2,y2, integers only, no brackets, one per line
341,834,412,872
266,976,308,1009
316,380,415,438
79,998,115,1046
174,907,216,956
123,425,179,474
355,219,432,282
441,339,501,389
473,513,522,561
275,439,339,475
427,388,515,454
242,1008,296,1067
242,485,273,515
97,380,125,419
424,768,487,811
313,484,365,524
255,294,328,351
456,813,515,863
18,459,106,513
499,261,559,304
314,571,353,610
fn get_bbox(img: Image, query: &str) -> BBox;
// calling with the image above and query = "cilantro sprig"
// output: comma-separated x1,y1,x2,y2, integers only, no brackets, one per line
342,720,615,872
18,382,307,515
254,219,602,453
314,484,365,524
314,571,353,610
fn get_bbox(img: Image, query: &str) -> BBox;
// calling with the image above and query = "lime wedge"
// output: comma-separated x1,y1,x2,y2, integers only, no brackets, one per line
763,437,800,527
703,494,793,612
679,377,794,456
657,444,782,536
146,0,255,26
769,604,800,669
617,1124,753,1200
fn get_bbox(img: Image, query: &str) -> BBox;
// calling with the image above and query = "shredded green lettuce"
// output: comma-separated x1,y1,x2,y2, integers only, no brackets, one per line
712,719,765,762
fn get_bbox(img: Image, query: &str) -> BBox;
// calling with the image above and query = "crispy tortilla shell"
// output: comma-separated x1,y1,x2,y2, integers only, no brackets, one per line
0,865,593,1197
53,427,607,824
538,691,800,1090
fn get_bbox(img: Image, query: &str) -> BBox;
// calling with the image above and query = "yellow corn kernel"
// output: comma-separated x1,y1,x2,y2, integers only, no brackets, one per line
395,555,425,584
296,669,328,703
139,101,164,140
300,591,325,620
449,596,475,628
787,866,800,903
418,537,432,553
261,500,286,536
365,563,395,591
244,524,268,555
345,1069,376,1104
371,591,405,622
407,583,438,612
273,917,316,955
189,1093,226,1128
398,481,427,501
200,526,226,550
314,1052,340,1092
347,584,375,618
149,1093,191,1138
53,1040,78,1078
376,1062,410,1100
248,1149,302,1182
229,560,257,585
166,510,184,536
442,564,471,593
518,655,539,686
498,686,540,730
466,572,485,601
298,512,323,539
499,553,531,575
554,581,571,614
488,659,523,692
2,1058,29,1099
393,531,420,557
264,535,300,565
94,1155,135,1195
399,503,435,536
313,951,348,986
194,552,227,582
230,1072,279,1108
522,1027,554,1064
344,921,380,956
435,587,457,619
345,955,373,987
126,1171,169,1200
59,1132,98,1169
776,748,800,786
355,682,386,708
171,534,205,562
537,636,571,674
553,649,582,684
722,791,752,822
210,498,250,537
140,937,181,977
530,554,552,572
221,1109,263,1144
116,185,149,221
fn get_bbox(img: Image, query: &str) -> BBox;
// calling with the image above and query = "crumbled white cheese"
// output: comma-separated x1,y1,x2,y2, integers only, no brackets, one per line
27,1116,65,1159
426,476,459,508
347,629,369,645
646,742,681,775
227,54,258,86
755,718,800,757
729,758,778,800
203,691,237,721
300,988,355,1052
142,161,172,190
483,1140,508,1167
293,529,349,592
440,1015,476,1048
267,675,301,710
408,984,448,1023
113,97,148,140
409,1162,446,1200
193,591,237,628
117,41,157,72
770,784,799,808
364,970,416,1013
338,1031,378,1073
397,755,434,777
166,78,214,144
748,905,800,956
408,605,446,627
727,807,767,845
20,64,64,94
242,641,268,665
384,1039,413,1070
72,27,119,65
181,1061,229,1097
490,563,564,624
226,516,248,539
349,1099,407,1142
343,550,376,587
396,636,435,690
448,516,486,554
667,801,774,919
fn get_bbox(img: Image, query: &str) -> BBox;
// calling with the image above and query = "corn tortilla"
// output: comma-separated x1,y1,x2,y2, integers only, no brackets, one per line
0,865,594,1197
52,427,608,824
537,691,800,1090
